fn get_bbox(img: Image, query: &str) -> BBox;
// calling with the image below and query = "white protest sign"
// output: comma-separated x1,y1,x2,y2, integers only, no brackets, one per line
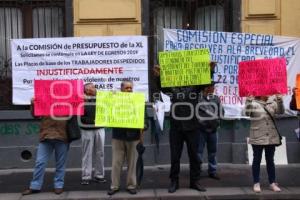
11,36,148,104
164,28,300,117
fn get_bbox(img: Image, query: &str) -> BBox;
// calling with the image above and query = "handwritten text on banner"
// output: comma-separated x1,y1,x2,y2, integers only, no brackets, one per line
164,28,300,117
34,80,84,116
159,48,211,87
95,91,145,129
238,58,287,97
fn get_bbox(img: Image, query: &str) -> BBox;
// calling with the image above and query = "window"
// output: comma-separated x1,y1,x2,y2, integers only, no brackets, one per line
0,0,69,110
148,0,233,100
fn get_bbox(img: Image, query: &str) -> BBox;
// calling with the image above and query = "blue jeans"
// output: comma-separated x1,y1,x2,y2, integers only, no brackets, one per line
198,131,218,175
30,139,69,190
251,145,276,184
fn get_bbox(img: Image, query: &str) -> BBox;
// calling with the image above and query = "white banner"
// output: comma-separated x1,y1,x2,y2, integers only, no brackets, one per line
11,36,148,104
164,28,300,117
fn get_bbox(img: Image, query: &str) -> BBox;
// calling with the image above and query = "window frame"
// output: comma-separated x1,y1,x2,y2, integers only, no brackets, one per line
143,0,240,102
0,0,73,114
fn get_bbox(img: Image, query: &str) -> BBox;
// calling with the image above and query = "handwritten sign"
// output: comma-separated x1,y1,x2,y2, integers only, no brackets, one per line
238,58,287,97
95,91,145,128
296,74,300,109
34,80,84,116
159,48,211,87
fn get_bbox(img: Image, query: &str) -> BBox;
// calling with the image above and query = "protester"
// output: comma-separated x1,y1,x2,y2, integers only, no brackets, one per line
244,95,284,193
290,87,299,111
290,87,300,141
22,98,69,195
197,82,223,180
153,65,207,193
107,81,147,195
80,83,106,185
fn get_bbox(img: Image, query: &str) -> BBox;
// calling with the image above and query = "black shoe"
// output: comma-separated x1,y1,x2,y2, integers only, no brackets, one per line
80,180,90,185
22,189,40,195
54,188,64,195
209,173,220,180
94,177,107,183
126,188,137,195
107,189,119,195
190,181,206,192
168,180,179,193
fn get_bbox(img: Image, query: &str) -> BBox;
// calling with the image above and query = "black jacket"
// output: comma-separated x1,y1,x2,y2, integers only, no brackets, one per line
80,98,101,130
112,128,141,141
161,85,204,131
112,107,148,141
197,94,223,133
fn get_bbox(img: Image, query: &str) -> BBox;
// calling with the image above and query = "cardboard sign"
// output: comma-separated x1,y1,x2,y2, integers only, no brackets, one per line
296,74,300,109
159,48,211,87
238,58,287,97
95,91,145,128
34,80,84,116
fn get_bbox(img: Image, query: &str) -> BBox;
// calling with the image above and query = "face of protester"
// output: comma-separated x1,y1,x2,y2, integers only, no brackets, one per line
121,82,133,92
84,84,96,96
256,96,268,102
204,85,215,96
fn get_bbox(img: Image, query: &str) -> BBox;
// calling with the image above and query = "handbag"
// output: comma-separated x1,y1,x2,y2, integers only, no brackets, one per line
66,116,81,143
263,107,282,146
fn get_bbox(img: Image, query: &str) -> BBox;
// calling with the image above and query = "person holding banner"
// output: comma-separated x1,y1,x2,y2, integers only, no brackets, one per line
244,95,284,193
80,83,106,185
290,87,299,111
22,98,69,195
153,65,206,193
290,87,300,141
107,81,147,196
197,81,223,180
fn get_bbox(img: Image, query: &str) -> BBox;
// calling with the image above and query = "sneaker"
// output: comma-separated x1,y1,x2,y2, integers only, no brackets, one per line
253,183,261,193
94,177,107,183
80,180,90,185
270,183,281,192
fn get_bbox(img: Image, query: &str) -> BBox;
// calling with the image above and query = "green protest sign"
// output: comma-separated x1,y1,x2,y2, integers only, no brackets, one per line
95,91,145,129
159,48,211,87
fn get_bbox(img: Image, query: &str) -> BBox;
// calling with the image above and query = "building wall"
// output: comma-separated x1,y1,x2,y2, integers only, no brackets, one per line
242,0,300,37
73,0,142,36
2,0,300,170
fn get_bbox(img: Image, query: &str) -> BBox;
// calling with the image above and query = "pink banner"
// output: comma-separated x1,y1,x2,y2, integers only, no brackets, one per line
34,80,84,116
238,58,288,97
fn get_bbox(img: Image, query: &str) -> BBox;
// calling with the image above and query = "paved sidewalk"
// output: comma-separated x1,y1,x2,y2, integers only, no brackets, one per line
1,164,300,199
1,187,300,200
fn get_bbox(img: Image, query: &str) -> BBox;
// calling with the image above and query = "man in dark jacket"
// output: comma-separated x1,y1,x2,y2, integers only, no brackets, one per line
153,65,207,193
197,82,223,180
107,81,147,195
80,83,106,185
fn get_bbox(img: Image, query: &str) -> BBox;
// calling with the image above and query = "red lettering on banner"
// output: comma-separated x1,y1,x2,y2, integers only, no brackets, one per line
37,67,123,76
